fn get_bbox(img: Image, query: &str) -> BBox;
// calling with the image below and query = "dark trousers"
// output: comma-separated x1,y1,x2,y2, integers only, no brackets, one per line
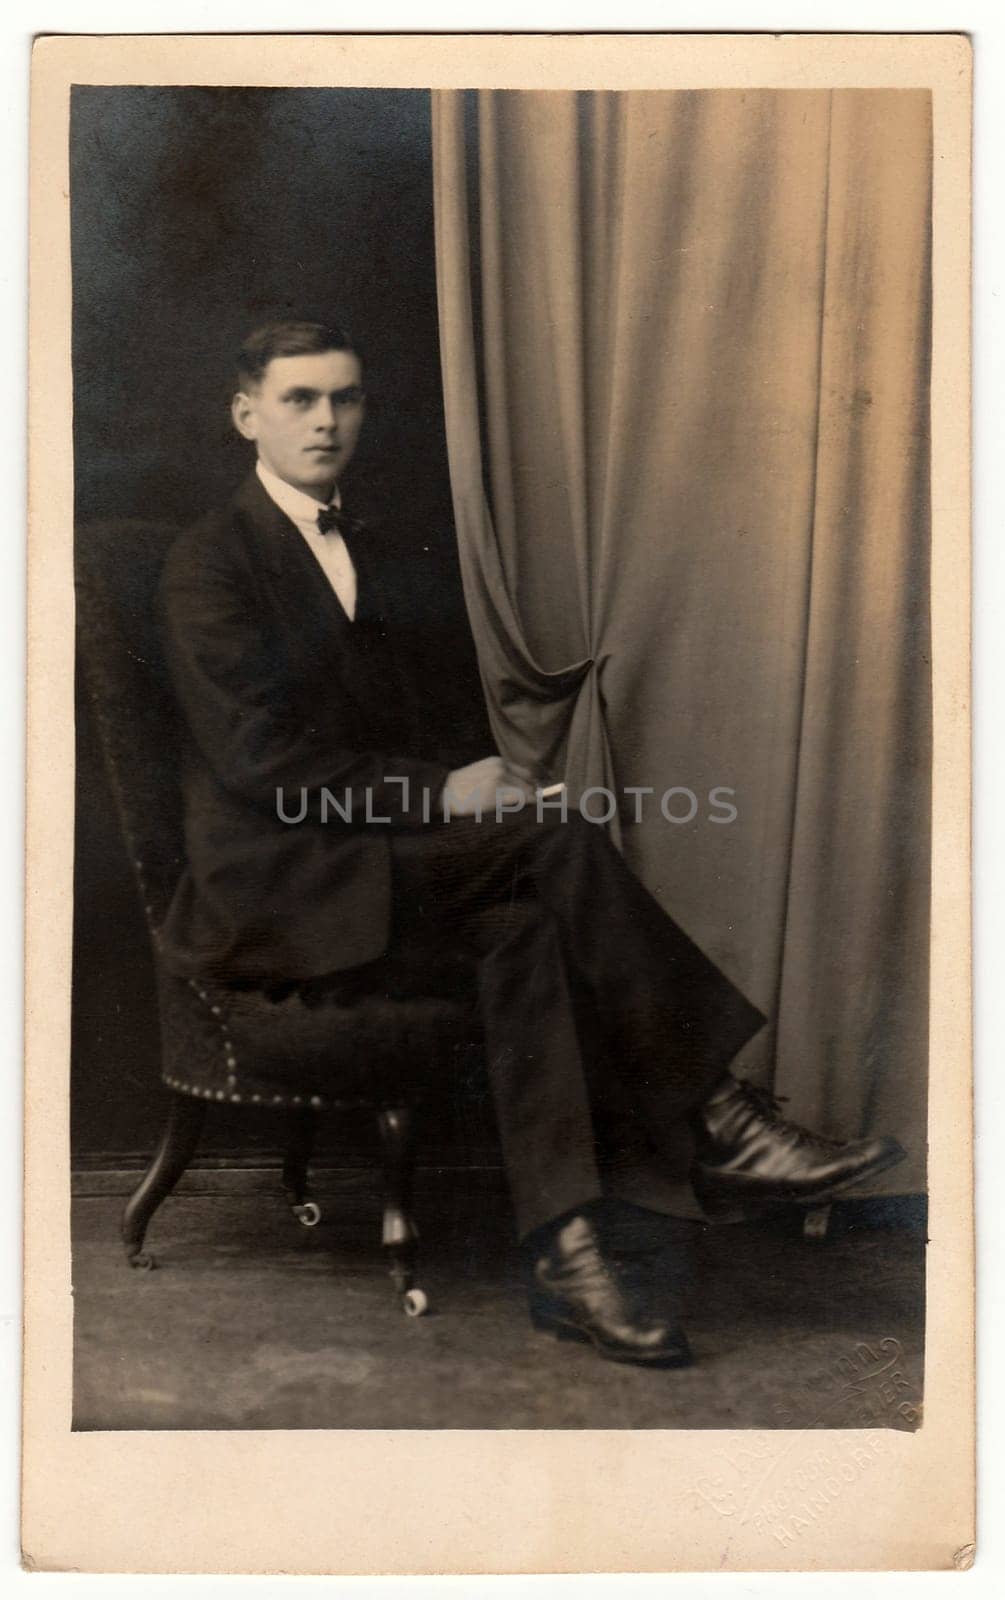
388,807,764,1238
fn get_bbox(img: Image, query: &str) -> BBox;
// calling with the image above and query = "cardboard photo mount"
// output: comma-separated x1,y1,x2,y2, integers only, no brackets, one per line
24,31,973,1575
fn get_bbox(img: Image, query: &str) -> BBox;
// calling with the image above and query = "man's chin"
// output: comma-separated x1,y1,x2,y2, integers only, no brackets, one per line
288,468,341,498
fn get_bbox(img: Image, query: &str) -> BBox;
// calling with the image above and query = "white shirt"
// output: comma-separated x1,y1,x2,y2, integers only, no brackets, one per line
256,459,357,621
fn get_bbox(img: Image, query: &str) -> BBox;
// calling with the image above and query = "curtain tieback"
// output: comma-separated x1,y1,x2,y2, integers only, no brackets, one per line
498,655,600,708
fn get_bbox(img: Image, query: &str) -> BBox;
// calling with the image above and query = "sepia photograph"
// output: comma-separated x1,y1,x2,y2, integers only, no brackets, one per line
68,74,932,1434
24,30,973,1574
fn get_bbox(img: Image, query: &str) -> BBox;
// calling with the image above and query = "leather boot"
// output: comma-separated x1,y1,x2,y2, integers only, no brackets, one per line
691,1075,906,1216
528,1211,692,1368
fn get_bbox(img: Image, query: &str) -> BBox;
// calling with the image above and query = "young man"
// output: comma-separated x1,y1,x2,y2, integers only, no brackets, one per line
158,319,906,1369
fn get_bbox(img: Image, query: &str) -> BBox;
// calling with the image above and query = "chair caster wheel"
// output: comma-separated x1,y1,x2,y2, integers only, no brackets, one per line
127,1251,156,1271
402,1288,429,1317
292,1200,321,1227
802,1205,832,1241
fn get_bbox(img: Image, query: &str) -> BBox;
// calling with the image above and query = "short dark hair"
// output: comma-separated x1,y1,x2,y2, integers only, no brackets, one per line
235,320,363,391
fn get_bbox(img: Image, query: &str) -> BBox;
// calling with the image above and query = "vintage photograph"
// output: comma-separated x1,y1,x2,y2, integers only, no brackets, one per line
65,75,935,1436
21,27,976,1574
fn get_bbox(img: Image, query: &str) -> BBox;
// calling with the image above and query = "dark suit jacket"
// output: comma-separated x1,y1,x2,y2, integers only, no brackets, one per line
157,471,451,982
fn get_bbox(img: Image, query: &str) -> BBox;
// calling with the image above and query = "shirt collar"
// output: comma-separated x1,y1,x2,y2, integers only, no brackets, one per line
255,459,341,529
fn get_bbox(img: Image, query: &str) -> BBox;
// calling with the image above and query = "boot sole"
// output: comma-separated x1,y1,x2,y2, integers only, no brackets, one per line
693,1139,908,1219
530,1307,694,1368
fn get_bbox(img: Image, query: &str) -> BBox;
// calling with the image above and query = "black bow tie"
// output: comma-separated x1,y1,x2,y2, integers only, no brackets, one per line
316,503,349,536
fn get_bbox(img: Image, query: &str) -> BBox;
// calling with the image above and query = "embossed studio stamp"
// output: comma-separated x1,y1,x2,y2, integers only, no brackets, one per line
691,1433,777,1518
688,1336,922,1549
692,1429,893,1549
770,1337,922,1430
750,1435,891,1548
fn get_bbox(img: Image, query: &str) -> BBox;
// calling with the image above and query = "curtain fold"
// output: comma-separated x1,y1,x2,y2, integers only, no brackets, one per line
773,93,933,1153
432,88,931,1184
432,90,618,817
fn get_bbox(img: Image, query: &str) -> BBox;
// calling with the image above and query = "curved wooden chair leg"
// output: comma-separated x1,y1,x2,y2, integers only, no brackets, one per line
282,1107,322,1226
122,1093,207,1268
377,1106,427,1316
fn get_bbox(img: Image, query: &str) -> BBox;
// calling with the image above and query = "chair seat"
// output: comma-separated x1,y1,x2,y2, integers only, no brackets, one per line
155,952,480,1111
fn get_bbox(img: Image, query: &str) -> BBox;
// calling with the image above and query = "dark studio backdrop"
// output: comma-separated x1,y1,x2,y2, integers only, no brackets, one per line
71,87,492,1165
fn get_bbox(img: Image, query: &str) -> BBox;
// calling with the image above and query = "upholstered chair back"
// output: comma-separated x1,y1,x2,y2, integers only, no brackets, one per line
75,520,186,930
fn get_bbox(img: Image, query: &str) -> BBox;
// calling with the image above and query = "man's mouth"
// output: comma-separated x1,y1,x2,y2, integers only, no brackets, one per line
307,445,339,455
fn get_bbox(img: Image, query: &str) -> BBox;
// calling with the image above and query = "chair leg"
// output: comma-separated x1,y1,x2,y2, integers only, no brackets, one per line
122,1092,207,1268
282,1107,322,1226
377,1106,428,1316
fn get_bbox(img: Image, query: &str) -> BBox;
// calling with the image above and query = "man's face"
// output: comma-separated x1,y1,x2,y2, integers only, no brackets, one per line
231,348,366,499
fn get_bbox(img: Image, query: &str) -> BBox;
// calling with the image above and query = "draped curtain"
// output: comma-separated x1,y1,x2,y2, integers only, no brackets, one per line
432,89,931,1186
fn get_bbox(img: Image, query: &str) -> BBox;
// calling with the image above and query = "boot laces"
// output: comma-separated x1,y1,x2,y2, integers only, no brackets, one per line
734,1079,840,1150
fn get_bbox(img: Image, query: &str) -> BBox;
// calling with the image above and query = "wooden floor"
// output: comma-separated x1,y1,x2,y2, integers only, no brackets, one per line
71,1181,926,1432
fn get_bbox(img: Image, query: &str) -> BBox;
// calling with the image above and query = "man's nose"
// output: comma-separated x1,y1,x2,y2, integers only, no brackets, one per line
313,398,338,431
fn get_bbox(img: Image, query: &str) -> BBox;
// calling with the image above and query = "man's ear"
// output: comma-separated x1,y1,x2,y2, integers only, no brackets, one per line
231,389,258,442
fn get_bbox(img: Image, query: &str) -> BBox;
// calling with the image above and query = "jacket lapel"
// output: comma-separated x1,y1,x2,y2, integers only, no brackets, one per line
231,471,395,729
233,471,360,634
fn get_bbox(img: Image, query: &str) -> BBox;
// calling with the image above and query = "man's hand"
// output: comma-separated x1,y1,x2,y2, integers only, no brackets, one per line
442,755,539,817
